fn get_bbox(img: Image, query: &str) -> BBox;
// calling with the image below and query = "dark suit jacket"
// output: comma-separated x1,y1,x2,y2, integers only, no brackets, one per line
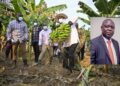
91,35,120,64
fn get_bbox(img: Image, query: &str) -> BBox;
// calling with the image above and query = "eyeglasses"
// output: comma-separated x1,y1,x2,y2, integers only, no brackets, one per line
104,25,114,28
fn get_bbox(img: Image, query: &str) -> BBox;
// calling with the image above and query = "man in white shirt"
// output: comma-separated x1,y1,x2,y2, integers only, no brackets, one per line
39,25,52,64
63,18,80,73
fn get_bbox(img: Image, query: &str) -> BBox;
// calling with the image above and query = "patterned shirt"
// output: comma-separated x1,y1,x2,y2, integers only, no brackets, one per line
7,20,28,43
31,26,41,43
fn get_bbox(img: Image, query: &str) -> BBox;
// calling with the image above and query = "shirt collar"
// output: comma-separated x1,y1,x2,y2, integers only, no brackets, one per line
102,35,112,43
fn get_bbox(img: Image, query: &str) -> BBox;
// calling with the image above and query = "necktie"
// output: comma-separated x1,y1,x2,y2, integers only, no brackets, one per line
107,40,115,64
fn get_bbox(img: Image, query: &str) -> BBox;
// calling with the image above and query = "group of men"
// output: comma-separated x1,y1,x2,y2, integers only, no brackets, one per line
5,12,83,73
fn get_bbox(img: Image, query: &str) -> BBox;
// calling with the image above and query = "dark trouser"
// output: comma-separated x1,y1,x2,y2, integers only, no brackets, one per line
63,43,78,72
53,46,58,56
32,42,40,63
80,44,85,60
5,41,12,59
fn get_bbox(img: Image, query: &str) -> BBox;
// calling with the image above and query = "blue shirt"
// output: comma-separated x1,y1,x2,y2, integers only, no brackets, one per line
7,20,28,43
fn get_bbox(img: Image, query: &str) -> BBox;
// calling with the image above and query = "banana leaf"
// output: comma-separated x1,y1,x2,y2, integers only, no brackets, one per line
78,1,99,17
78,17,90,25
44,4,67,13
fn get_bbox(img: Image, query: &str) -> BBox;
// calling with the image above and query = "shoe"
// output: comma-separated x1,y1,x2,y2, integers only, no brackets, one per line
31,62,38,66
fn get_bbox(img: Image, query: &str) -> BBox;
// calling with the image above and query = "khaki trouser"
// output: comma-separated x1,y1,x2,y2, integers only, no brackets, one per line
12,42,27,61
39,44,53,65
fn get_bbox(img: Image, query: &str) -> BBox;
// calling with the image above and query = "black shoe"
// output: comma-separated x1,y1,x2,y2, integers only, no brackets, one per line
63,65,69,69
23,59,28,67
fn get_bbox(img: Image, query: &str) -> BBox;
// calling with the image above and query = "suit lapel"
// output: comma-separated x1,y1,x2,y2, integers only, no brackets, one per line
99,35,112,63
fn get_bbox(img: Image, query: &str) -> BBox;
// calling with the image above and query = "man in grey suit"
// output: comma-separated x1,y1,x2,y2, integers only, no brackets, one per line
91,19,120,64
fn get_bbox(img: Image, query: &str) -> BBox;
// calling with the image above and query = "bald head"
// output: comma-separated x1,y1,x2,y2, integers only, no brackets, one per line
101,19,115,40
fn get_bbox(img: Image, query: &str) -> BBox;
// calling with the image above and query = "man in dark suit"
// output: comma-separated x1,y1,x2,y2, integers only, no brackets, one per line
91,19,120,64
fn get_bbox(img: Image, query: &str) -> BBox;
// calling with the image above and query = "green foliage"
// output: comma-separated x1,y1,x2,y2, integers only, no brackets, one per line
0,2,14,34
11,0,67,30
78,1,99,17
44,4,67,13
50,24,71,43
77,0,120,25
1,24,6,36
78,65,93,86
78,17,90,25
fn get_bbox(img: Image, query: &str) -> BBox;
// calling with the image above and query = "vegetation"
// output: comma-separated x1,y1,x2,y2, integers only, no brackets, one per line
0,0,120,86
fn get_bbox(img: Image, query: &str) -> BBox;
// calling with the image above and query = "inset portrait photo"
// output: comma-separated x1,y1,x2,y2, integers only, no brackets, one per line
90,17,120,65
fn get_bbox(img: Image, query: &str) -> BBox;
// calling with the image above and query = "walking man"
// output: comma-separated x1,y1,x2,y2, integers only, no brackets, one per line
7,12,28,68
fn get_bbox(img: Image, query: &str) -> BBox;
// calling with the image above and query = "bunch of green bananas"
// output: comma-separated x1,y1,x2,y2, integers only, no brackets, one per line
50,24,71,43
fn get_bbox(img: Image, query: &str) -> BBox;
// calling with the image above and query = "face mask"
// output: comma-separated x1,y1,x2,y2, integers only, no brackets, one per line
34,22,38,26
18,17,23,21
59,19,63,23
56,22,60,26
43,26,48,30
59,19,65,23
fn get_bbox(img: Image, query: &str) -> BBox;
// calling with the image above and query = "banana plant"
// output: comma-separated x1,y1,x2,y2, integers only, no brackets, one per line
78,65,93,86
77,0,120,25
0,2,14,27
11,0,67,29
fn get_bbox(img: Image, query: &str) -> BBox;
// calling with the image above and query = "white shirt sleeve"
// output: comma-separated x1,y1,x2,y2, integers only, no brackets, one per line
39,31,42,45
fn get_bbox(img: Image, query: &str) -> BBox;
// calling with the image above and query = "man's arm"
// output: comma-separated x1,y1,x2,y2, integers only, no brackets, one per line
39,31,42,46
6,22,12,41
90,40,97,64
72,17,78,24
24,23,28,40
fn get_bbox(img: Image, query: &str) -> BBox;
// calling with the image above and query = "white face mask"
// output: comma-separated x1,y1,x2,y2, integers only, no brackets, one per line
56,22,60,26
18,17,23,21
59,19,66,23
43,26,48,30
34,22,38,26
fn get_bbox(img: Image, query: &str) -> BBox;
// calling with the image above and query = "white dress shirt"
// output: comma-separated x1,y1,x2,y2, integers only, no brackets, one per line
70,23,80,45
39,28,51,45
63,23,80,47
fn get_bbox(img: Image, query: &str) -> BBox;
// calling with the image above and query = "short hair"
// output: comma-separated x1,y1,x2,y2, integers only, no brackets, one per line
17,12,23,16
101,19,114,27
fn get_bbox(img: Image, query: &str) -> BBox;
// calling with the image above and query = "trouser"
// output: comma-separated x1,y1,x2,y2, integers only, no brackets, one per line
80,44,85,60
53,46,58,56
76,43,85,61
32,42,40,63
63,43,78,72
12,42,27,66
39,44,53,64
5,41,12,59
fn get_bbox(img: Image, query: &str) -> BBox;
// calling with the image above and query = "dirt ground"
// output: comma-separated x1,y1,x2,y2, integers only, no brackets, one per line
0,51,120,86
0,51,81,86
